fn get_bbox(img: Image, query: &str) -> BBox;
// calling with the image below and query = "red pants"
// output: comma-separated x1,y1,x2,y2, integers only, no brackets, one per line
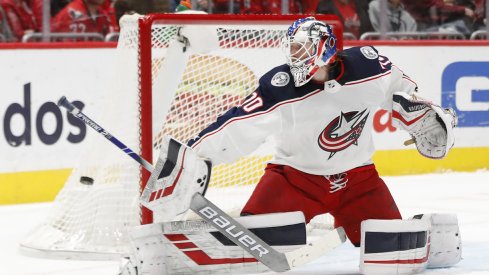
241,164,401,246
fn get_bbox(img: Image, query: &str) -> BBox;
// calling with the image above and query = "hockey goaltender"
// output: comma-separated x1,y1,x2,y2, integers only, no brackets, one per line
118,17,460,275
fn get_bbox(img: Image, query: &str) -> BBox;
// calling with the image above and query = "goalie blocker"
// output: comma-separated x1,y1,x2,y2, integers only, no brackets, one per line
360,213,462,275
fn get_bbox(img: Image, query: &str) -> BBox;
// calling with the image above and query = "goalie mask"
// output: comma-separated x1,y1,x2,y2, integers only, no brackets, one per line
282,17,337,87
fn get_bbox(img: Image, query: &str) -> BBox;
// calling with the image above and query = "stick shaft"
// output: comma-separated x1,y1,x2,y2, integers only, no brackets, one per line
57,96,154,172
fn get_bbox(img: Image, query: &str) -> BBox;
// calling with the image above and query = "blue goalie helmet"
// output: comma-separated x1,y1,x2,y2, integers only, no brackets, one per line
282,17,337,87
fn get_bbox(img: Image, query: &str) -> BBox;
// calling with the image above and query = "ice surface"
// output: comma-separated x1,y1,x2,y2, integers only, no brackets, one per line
1,171,488,275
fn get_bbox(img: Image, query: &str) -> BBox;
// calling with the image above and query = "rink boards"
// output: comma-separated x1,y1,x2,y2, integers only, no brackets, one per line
1,43,488,204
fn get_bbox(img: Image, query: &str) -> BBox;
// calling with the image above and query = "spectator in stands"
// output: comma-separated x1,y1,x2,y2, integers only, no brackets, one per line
191,0,238,13
29,0,42,31
150,0,172,13
101,0,118,31
194,0,320,14
30,0,72,33
0,0,37,41
302,0,320,14
439,0,487,34
113,0,171,26
51,0,72,17
240,0,302,14
436,0,475,34
368,0,417,32
402,0,476,31
51,0,117,39
473,0,487,30
1,5,14,41
114,0,133,25
316,0,373,39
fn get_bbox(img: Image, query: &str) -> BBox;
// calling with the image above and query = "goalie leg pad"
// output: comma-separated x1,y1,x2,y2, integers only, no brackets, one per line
391,92,457,159
412,213,462,268
360,219,430,275
140,136,212,221
121,211,306,275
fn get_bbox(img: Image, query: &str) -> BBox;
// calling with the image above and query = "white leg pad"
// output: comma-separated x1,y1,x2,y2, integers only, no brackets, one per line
360,219,430,275
411,213,462,268
119,211,306,275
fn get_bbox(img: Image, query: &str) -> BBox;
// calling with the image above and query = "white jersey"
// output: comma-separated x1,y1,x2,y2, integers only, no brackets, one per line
187,46,418,175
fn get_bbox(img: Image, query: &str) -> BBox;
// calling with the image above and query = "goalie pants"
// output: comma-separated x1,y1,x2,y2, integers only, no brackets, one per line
241,164,401,246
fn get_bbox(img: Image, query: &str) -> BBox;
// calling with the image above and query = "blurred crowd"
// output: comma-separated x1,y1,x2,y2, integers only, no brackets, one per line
0,0,487,42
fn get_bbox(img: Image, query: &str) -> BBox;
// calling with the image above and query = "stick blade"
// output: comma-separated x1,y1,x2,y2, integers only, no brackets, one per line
285,227,346,269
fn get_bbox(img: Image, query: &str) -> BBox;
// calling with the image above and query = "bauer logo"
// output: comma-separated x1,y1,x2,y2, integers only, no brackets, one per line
199,206,270,258
442,62,489,127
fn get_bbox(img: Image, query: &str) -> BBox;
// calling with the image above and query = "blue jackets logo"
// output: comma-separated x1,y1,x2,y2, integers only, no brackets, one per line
442,62,489,127
318,109,369,159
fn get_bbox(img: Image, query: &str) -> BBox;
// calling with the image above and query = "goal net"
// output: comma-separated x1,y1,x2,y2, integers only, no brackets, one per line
20,13,343,260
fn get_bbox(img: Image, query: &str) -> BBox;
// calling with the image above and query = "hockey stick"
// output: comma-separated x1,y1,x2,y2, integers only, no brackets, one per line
58,96,346,272
58,96,153,172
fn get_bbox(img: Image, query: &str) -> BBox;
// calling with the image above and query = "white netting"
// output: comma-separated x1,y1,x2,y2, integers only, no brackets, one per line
20,15,144,259
20,14,341,260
